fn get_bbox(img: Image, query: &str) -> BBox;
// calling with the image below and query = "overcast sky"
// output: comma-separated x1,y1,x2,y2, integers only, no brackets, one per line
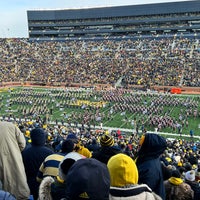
0,0,191,38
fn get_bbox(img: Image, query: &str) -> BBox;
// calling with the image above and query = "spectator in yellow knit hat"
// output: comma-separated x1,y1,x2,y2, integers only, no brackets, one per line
107,153,162,200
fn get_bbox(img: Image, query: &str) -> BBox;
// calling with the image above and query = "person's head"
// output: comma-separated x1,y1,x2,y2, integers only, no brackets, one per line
59,152,84,181
61,139,74,154
30,128,47,146
100,134,114,147
137,133,167,158
168,169,184,186
66,133,79,144
185,170,196,182
195,167,200,182
107,153,138,187
18,125,26,134
65,158,110,200
171,169,181,178
183,162,192,171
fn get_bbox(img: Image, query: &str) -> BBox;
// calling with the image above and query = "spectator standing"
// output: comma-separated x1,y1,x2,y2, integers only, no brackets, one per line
87,138,100,153
185,170,200,200
65,158,110,200
0,121,30,199
38,152,84,200
135,133,167,200
107,153,162,200
164,169,194,200
22,128,54,200
92,134,122,164
66,133,92,158
36,139,74,181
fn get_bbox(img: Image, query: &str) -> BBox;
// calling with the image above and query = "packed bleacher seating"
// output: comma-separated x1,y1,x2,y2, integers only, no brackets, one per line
0,37,199,88
0,118,199,199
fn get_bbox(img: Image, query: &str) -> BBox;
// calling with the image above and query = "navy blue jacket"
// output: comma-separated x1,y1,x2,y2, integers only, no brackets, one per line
22,128,54,200
92,145,122,164
136,133,167,200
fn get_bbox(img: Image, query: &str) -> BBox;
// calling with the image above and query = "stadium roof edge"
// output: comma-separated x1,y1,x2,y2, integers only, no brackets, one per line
27,0,195,12
27,0,200,21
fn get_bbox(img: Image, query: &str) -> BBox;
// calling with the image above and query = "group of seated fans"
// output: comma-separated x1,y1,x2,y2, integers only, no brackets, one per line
0,120,199,200
0,37,199,87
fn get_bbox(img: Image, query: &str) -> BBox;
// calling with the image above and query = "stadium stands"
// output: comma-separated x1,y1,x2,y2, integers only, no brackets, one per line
0,37,199,90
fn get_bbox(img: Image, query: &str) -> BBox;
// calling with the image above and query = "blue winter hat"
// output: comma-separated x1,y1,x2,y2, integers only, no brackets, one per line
30,128,47,146
65,158,110,200
66,133,78,142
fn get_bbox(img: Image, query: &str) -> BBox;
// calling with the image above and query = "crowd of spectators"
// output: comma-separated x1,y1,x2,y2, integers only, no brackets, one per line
0,37,199,87
0,36,200,199
0,119,199,199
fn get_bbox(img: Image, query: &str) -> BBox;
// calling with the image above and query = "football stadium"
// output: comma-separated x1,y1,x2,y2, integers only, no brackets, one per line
0,1,200,199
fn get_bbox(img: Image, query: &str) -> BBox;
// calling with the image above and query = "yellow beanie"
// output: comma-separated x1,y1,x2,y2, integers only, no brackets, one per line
107,153,138,187
43,124,47,129
28,121,33,125
25,130,30,138
166,157,172,163
177,161,183,167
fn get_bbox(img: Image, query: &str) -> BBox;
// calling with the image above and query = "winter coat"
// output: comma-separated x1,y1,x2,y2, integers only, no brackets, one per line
136,133,167,200
37,153,65,181
38,176,54,200
164,178,194,200
51,179,66,200
0,121,30,200
39,176,93,200
109,184,162,200
22,128,54,199
185,180,200,200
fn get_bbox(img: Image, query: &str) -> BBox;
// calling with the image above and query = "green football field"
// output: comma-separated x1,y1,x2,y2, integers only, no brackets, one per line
0,86,199,140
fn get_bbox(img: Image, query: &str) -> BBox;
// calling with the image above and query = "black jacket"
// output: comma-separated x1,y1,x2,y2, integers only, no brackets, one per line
92,145,122,164
185,180,200,200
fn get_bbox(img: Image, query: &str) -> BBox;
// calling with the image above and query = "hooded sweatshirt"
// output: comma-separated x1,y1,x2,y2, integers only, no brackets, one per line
22,128,53,199
107,153,162,200
136,133,167,200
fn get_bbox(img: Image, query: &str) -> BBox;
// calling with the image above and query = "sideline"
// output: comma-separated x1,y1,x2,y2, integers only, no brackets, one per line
49,121,200,140
1,116,199,140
